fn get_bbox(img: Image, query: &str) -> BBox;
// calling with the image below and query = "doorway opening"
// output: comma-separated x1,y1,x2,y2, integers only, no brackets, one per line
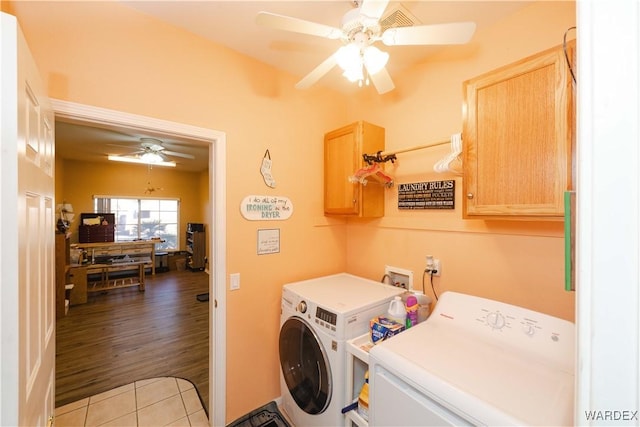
52,99,227,426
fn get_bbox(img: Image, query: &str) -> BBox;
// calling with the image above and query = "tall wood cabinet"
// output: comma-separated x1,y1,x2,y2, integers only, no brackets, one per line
324,121,385,217
55,233,70,319
462,41,575,219
186,223,206,271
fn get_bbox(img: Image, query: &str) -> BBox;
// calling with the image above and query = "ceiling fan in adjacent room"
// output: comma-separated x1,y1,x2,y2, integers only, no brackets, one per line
256,0,476,94
108,137,195,166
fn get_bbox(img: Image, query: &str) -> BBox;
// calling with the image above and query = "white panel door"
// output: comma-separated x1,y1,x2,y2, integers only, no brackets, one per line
0,12,56,427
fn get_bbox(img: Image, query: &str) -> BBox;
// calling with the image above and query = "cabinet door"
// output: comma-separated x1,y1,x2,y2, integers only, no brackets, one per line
463,42,574,219
324,123,360,215
324,122,385,217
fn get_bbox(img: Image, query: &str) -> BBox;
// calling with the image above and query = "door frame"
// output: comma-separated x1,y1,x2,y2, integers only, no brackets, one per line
51,99,227,426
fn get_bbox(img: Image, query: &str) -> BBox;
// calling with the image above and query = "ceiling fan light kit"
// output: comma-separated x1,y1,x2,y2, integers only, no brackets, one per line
362,46,388,74
107,154,177,167
256,0,476,94
106,136,194,167
140,151,164,164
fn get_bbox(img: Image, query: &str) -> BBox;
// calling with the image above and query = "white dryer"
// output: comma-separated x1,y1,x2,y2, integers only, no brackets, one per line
279,273,404,427
369,291,575,426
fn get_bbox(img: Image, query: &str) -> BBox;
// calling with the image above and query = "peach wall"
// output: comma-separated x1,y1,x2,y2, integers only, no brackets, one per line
345,1,576,320
8,0,577,422
58,159,203,247
8,1,347,421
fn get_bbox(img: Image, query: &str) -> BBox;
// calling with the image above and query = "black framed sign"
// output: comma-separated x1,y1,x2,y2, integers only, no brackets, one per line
398,180,455,210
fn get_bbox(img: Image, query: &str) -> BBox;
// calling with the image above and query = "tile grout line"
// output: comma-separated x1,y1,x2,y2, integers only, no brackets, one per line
54,377,205,427
176,378,190,426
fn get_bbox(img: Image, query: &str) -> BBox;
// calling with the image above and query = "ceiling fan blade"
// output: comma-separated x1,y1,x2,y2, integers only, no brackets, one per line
163,150,195,160
256,12,342,40
366,65,395,94
106,143,137,149
295,53,338,90
359,0,390,21
382,22,477,46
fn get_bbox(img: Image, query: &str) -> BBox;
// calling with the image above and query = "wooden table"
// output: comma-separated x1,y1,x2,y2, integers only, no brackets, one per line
86,260,148,293
69,260,148,302
73,240,158,275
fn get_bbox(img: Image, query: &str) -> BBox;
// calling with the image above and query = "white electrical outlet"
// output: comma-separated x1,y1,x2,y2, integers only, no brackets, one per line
433,259,441,276
230,273,240,290
425,256,441,276
384,265,414,290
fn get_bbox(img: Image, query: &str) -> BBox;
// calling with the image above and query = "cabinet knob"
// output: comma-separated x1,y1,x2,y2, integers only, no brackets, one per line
467,193,474,199
352,199,357,205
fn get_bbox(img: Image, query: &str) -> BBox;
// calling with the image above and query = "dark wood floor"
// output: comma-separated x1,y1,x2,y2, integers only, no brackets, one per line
55,269,210,413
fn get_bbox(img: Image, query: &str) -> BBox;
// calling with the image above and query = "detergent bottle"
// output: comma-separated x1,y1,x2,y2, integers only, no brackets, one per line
387,296,406,325
406,295,419,328
357,371,370,421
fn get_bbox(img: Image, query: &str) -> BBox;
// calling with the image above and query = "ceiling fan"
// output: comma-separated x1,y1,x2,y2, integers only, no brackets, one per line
256,0,476,94
136,138,195,161
108,137,195,165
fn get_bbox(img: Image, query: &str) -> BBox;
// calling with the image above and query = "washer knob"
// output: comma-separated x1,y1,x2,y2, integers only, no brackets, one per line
486,312,506,330
297,301,307,313
523,323,535,336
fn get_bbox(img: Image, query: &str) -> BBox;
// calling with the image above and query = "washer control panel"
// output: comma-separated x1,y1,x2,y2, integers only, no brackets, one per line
431,292,574,369
478,308,546,339
315,306,338,333
282,288,339,336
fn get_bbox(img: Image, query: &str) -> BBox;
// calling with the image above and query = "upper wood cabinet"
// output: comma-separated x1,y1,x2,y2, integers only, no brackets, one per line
324,121,385,217
462,41,575,219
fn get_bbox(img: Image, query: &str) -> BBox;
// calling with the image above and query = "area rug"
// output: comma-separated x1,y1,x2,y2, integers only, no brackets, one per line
226,401,291,427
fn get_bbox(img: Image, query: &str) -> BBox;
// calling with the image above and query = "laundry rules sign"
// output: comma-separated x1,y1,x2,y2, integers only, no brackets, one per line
398,180,455,210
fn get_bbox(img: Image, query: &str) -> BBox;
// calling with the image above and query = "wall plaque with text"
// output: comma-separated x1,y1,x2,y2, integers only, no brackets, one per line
240,195,293,220
398,180,455,210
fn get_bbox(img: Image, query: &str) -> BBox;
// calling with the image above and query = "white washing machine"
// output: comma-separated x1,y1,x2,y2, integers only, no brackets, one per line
369,291,575,426
279,273,404,427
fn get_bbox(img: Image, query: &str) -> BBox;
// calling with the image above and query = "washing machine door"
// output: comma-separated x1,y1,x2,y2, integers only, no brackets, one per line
279,316,332,415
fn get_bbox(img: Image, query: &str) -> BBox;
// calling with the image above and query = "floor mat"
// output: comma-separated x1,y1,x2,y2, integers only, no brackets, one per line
226,401,291,427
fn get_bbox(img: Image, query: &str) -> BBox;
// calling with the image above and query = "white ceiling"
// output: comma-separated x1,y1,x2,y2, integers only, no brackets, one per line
121,0,531,94
55,120,211,172
56,1,532,172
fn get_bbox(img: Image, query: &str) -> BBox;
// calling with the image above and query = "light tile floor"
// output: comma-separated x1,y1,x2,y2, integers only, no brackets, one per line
55,377,209,427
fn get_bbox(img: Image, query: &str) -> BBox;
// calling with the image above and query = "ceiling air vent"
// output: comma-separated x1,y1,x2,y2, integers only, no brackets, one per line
379,3,421,33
